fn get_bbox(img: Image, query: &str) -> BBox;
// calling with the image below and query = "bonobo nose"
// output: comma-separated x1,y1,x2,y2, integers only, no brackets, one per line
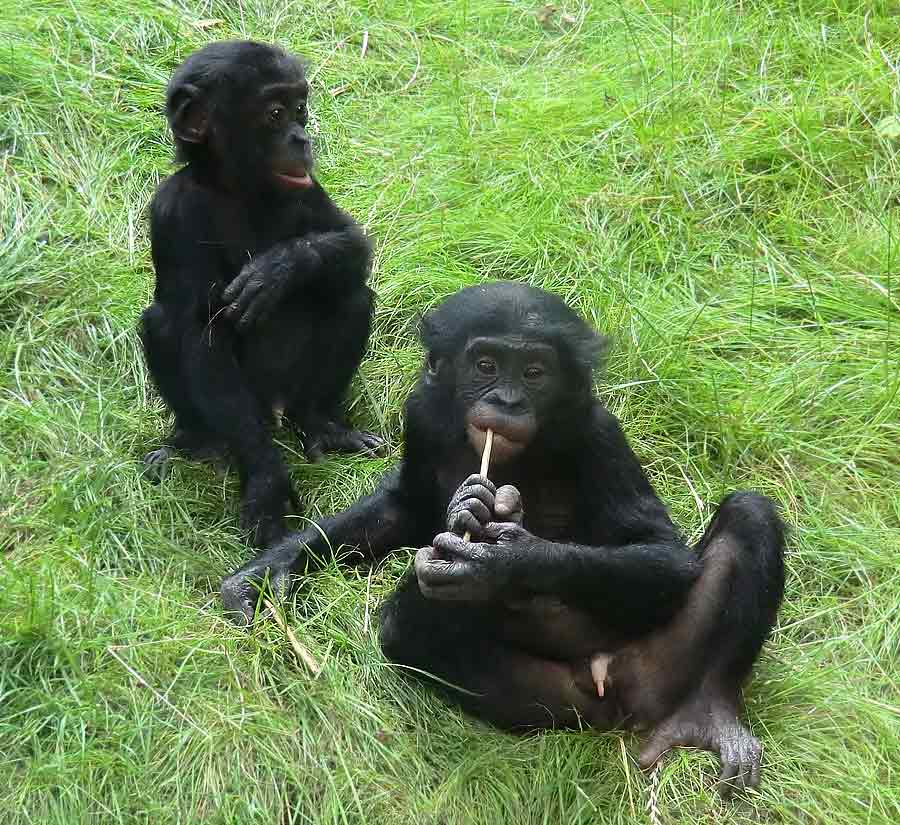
486,389,527,412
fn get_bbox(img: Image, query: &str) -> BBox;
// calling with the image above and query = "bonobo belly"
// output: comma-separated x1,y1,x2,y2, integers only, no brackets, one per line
498,598,622,661
237,296,327,406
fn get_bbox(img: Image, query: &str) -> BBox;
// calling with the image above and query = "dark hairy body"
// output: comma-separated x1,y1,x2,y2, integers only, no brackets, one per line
222,282,786,796
140,41,382,546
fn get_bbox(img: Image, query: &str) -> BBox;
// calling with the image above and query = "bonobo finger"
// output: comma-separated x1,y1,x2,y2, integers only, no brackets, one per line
358,431,386,453
236,293,273,331
432,530,469,557
347,431,384,456
481,521,527,546
459,474,496,496
749,755,761,790
221,561,293,626
638,732,672,770
229,276,264,317
717,759,740,799
141,447,174,483
220,575,262,626
494,484,524,522
415,549,482,601
450,480,495,515
222,267,253,303
447,509,482,538
453,497,491,525
432,532,485,565
414,546,455,588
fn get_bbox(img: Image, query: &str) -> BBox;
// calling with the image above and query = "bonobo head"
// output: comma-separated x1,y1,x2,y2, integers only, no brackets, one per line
166,40,313,194
419,282,607,464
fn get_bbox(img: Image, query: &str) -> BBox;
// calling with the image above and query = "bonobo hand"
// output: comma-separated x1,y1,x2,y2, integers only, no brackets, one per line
220,544,302,626
223,240,322,331
446,474,524,538
415,522,534,602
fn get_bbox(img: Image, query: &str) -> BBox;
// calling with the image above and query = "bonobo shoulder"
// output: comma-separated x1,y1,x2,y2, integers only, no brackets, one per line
585,400,629,442
151,168,218,225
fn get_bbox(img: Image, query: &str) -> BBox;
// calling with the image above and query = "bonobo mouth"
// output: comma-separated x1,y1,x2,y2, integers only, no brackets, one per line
466,411,536,465
274,165,313,189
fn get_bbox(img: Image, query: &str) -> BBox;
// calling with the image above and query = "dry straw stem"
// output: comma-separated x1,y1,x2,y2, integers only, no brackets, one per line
463,428,494,542
264,599,321,676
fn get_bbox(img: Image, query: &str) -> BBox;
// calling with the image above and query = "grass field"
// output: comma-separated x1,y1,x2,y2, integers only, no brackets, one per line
1,1,898,822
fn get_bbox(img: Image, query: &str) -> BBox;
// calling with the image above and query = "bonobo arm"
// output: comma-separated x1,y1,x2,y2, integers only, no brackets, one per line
221,463,437,625
150,177,233,309
223,184,371,330
420,524,700,632
416,405,702,633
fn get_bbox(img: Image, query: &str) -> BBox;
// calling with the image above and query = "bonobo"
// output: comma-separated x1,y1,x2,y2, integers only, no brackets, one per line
222,282,785,796
140,40,382,546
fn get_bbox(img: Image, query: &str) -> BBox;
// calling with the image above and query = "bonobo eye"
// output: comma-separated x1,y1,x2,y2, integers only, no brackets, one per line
524,365,545,380
476,358,497,376
296,105,307,121
269,107,283,123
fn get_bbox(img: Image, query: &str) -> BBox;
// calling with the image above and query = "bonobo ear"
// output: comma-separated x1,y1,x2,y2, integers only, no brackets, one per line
169,83,207,144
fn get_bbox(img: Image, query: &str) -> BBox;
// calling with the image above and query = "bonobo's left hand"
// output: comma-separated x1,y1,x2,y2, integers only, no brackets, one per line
415,522,534,602
223,240,321,331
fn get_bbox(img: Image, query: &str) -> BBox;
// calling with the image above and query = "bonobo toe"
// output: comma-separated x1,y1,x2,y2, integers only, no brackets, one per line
141,447,173,483
304,427,385,460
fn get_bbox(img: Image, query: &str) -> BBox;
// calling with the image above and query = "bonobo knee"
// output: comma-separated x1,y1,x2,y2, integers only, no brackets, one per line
712,491,786,553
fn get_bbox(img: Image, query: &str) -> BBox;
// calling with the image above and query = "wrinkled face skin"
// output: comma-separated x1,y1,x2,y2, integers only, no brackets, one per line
447,335,564,464
240,72,314,193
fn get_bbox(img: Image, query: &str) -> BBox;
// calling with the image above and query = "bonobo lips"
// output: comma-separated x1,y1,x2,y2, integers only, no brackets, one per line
275,165,313,189
466,410,536,465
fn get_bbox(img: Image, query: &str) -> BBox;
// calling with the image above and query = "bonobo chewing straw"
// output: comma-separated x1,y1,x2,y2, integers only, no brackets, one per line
463,428,493,543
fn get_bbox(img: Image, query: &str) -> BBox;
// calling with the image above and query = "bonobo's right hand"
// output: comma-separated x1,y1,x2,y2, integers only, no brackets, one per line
446,474,524,538
220,544,302,626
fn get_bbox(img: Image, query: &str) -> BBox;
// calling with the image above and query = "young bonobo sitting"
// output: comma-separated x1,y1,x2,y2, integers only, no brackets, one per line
140,41,382,546
222,282,786,796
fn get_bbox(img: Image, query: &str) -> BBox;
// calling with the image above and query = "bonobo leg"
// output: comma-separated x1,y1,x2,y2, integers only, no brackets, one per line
287,288,384,461
613,492,785,796
140,304,226,481
379,572,620,731
141,305,296,546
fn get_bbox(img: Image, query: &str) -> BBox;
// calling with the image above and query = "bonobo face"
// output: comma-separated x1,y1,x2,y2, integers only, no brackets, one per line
458,336,563,464
245,73,314,192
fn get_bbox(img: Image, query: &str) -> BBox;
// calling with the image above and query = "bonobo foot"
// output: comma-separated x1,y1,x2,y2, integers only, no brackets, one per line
142,447,175,483
303,420,384,463
240,470,299,547
221,543,301,626
141,430,226,482
639,689,762,798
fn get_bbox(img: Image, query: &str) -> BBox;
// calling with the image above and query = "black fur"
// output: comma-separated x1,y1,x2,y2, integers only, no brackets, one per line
140,41,382,547
222,282,785,795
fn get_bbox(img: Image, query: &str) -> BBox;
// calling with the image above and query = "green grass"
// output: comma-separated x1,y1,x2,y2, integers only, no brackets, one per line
1,0,898,822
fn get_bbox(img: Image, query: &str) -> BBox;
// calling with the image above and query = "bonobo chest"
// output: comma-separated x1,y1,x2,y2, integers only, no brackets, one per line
216,196,308,277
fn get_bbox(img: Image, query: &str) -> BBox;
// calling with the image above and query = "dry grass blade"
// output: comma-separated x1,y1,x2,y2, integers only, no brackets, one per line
264,599,321,676
463,428,493,542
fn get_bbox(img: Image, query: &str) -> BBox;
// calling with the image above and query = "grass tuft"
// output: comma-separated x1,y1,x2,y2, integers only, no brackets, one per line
1,1,898,823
